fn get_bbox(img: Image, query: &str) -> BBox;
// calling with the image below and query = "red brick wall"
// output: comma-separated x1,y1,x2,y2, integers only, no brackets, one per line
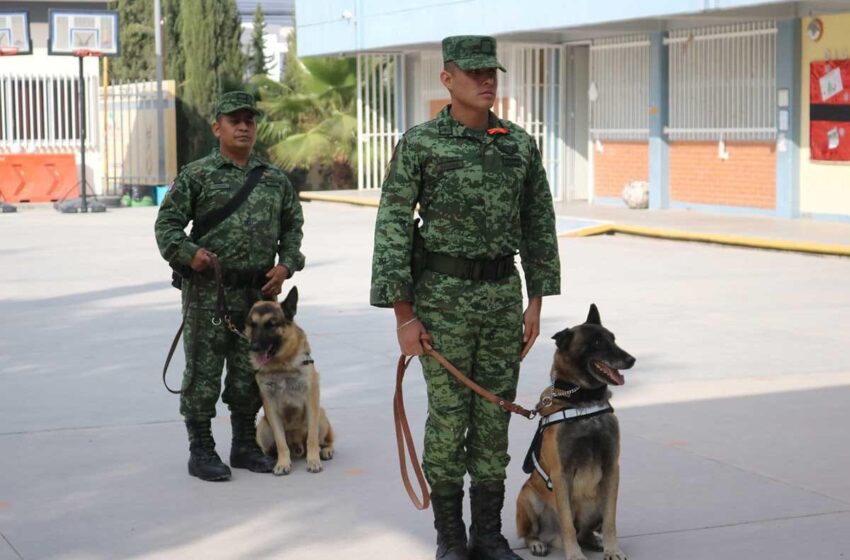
669,142,776,209
593,141,649,199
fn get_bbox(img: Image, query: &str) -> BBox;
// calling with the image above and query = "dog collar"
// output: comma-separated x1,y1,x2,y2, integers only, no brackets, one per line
550,379,608,403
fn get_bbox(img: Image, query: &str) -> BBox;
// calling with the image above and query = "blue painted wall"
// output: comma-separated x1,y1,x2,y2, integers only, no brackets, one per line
296,0,789,56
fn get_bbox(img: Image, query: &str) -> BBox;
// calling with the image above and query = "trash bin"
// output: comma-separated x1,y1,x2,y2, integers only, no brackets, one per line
155,185,169,206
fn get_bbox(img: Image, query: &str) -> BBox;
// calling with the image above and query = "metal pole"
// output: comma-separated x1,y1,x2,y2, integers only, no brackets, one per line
154,0,166,184
79,54,88,212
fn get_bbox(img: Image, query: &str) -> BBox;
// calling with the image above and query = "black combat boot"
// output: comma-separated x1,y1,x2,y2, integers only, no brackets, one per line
229,413,276,473
468,481,522,560
431,483,468,560
185,419,231,481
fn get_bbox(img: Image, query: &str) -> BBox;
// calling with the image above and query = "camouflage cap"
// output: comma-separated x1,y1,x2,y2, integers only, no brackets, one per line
442,35,506,72
214,91,262,117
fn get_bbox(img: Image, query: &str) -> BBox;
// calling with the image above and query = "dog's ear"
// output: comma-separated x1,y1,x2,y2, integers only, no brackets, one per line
281,286,298,320
551,328,573,350
586,303,601,325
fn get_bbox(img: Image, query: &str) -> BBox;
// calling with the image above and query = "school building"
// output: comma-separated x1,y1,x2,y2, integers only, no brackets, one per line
296,0,850,222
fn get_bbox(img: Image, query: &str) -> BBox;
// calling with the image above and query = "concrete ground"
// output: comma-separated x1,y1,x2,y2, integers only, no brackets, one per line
1,202,849,560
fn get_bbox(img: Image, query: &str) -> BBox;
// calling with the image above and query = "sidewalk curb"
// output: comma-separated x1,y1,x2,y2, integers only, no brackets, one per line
299,192,379,207
300,192,850,257
562,223,850,257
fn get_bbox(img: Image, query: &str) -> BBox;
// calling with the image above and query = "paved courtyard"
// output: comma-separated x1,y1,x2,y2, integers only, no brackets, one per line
1,202,849,559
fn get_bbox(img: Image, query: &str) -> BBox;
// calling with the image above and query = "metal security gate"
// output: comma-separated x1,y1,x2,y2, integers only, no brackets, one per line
102,79,168,195
589,36,651,140
410,45,567,200
666,22,777,140
0,72,98,152
356,53,405,190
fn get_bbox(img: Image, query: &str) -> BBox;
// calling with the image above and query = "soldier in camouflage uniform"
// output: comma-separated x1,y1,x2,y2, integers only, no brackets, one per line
155,91,305,482
370,37,561,560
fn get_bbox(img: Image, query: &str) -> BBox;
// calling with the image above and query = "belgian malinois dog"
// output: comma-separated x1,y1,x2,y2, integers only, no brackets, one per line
245,287,334,475
516,304,635,560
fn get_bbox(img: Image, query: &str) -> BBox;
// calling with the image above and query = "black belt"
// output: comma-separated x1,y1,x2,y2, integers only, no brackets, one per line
194,268,266,289
424,252,515,282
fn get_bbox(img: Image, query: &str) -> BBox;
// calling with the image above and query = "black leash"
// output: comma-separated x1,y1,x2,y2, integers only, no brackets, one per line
162,256,247,394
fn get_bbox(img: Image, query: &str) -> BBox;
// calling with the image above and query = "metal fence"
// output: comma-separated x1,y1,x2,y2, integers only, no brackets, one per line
102,79,168,196
0,72,99,152
589,35,651,140
356,53,405,191
666,21,777,141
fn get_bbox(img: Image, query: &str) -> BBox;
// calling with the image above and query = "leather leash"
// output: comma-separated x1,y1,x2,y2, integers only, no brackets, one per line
162,255,247,394
393,346,537,510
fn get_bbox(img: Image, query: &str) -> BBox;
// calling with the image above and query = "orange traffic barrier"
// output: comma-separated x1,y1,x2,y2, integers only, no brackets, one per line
0,153,79,203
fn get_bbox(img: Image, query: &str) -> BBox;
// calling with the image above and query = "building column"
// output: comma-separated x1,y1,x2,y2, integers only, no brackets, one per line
775,19,801,218
648,31,669,209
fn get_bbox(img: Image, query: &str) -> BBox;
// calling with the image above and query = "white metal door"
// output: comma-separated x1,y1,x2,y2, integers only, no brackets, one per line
356,53,405,191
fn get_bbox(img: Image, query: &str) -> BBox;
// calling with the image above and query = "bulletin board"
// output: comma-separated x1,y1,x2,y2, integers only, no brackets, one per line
810,60,850,161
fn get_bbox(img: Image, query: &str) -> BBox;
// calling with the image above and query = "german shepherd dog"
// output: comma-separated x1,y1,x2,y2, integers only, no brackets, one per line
516,304,635,560
245,287,334,475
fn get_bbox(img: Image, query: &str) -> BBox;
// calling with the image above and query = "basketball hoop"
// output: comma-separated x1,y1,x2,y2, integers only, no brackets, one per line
72,49,105,58
0,47,19,56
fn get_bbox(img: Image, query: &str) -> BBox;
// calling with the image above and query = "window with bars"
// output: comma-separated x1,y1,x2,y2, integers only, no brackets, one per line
666,22,776,141
589,36,650,140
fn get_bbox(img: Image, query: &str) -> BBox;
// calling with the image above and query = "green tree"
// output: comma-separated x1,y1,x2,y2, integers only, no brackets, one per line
248,5,273,77
109,0,155,81
163,0,184,86
255,56,358,189
180,0,247,161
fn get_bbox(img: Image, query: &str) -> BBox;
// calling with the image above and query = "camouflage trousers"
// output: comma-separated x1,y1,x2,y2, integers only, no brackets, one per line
180,306,261,420
415,301,524,487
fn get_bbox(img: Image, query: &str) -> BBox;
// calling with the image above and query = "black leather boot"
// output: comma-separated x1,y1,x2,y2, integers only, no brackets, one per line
468,481,521,560
185,419,231,481
431,483,468,560
229,413,276,473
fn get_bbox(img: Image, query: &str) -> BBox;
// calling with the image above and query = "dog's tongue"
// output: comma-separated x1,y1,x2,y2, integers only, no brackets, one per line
255,349,272,366
595,361,625,386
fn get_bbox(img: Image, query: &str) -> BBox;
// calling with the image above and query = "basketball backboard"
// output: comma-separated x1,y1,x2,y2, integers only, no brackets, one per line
48,10,119,56
0,11,31,55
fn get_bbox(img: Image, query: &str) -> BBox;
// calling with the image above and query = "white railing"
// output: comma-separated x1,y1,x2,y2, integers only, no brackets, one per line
357,53,405,191
589,35,650,140
0,72,99,152
666,21,777,141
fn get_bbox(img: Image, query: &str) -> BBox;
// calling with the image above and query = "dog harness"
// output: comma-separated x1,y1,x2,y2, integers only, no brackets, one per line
522,382,613,491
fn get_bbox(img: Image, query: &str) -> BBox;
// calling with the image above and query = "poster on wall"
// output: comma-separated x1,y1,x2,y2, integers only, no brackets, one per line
810,60,850,161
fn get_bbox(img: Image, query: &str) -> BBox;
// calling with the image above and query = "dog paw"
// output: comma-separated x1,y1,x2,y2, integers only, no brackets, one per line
306,459,323,473
291,444,305,458
603,549,627,560
273,461,292,476
320,447,334,460
528,540,549,556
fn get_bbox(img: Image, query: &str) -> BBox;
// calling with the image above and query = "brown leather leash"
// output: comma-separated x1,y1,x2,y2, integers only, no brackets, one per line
393,346,537,510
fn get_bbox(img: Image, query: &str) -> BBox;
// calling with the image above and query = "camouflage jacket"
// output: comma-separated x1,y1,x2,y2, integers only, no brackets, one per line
155,147,305,310
370,106,560,311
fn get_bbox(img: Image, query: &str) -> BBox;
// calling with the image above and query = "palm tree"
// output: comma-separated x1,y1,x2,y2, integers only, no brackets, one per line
253,57,358,189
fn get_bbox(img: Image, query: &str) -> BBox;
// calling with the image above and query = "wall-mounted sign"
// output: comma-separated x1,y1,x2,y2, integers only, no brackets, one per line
810,60,850,161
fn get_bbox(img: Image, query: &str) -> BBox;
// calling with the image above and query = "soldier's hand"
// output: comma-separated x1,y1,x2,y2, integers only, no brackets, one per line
190,248,216,272
521,297,542,360
262,264,288,298
397,318,431,356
